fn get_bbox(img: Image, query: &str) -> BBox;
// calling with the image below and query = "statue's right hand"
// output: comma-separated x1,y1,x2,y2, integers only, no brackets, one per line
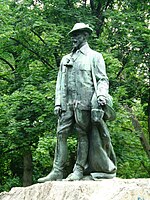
54,106,62,116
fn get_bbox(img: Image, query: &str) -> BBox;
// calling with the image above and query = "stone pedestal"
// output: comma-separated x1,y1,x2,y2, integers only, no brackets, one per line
0,178,150,200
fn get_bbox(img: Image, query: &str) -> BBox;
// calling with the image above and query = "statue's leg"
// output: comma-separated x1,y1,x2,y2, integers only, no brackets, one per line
66,109,90,181
38,108,74,182
53,134,67,172
38,133,67,182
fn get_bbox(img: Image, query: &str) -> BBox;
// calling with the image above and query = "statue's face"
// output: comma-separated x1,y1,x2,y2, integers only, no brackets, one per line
71,31,86,49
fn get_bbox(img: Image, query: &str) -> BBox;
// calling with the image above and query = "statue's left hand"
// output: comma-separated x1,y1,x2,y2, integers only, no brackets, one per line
97,95,106,106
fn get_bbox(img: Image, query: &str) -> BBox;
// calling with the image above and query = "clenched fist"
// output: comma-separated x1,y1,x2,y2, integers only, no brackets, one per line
97,95,106,106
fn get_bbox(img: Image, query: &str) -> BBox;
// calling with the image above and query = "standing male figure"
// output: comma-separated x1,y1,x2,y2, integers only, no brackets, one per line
38,23,117,182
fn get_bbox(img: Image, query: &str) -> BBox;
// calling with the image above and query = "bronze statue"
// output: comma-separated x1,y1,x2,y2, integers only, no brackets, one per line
38,23,117,182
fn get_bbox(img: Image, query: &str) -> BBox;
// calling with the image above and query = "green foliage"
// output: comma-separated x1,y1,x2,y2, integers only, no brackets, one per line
0,0,149,192
101,1,150,107
0,177,21,193
109,105,149,178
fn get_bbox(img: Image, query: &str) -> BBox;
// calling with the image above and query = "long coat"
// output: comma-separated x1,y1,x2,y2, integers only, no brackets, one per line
55,43,110,111
55,43,117,177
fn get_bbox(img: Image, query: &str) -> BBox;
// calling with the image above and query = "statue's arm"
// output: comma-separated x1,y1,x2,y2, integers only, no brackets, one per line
54,59,64,116
93,53,109,101
55,69,61,107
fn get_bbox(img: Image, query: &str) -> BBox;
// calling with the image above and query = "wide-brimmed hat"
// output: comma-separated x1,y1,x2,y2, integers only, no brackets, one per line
68,23,93,35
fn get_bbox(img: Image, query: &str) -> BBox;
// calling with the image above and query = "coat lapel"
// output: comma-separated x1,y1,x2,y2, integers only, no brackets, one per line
71,43,91,63
71,50,80,62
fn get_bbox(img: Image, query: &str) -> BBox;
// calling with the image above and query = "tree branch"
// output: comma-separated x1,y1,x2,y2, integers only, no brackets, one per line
124,105,150,160
116,56,129,79
31,29,46,44
31,29,61,68
0,57,15,71
116,66,125,79
121,126,133,132
90,0,95,11
10,37,54,69
96,2,102,14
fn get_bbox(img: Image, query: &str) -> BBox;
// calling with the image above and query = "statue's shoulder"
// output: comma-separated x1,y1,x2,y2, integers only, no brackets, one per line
89,48,103,59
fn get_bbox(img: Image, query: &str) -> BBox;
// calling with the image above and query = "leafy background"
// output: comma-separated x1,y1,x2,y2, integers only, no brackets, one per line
0,0,149,192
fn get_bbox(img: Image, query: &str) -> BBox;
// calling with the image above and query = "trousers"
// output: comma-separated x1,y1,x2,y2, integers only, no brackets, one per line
53,104,91,173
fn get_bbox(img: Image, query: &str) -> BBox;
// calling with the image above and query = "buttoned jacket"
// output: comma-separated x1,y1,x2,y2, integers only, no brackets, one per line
55,43,110,111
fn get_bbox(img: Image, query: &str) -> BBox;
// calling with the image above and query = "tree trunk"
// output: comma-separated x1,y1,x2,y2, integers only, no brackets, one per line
125,105,150,160
23,151,33,187
90,0,114,37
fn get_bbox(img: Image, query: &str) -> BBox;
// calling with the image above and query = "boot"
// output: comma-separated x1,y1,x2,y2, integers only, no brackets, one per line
66,133,88,181
38,134,68,182
66,165,84,181
38,169,63,182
